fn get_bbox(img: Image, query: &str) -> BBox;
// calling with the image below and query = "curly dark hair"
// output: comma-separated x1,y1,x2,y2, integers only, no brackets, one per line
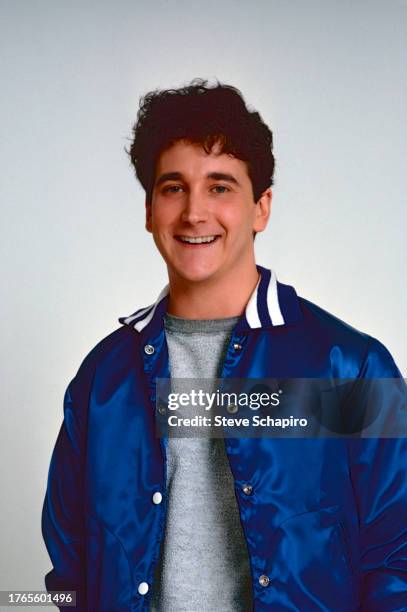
127,78,275,204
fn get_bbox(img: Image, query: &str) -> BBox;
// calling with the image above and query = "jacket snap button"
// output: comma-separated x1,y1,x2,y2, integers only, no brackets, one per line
242,484,253,495
227,404,238,414
138,582,149,595
144,344,155,355
152,491,162,505
259,574,270,587
233,343,242,350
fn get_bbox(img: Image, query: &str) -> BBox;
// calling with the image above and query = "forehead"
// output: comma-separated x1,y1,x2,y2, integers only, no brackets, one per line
155,139,250,179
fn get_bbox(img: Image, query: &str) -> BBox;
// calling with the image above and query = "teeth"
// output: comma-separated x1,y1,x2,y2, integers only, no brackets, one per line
179,235,217,244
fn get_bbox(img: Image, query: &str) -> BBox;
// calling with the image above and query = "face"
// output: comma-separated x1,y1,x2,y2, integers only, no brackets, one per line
146,139,271,286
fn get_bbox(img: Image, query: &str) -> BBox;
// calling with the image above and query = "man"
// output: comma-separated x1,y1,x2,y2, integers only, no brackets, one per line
42,79,407,611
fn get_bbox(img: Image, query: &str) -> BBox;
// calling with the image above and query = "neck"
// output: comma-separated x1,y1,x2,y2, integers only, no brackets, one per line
167,262,260,320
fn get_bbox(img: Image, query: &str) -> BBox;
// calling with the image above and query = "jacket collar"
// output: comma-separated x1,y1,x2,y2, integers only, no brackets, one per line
119,265,302,334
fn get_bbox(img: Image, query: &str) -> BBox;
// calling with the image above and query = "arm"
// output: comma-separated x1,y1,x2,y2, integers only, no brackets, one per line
41,376,88,610
348,339,407,611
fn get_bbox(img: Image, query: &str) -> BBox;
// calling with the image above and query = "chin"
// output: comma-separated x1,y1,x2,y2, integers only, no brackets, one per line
171,263,222,285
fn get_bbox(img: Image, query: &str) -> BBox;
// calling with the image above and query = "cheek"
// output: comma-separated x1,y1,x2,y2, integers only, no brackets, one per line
220,205,256,233
151,205,176,231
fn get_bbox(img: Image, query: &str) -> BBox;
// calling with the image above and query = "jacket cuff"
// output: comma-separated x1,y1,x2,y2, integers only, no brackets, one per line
45,570,86,611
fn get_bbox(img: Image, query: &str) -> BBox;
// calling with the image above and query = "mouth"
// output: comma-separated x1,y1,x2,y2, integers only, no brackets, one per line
174,234,221,246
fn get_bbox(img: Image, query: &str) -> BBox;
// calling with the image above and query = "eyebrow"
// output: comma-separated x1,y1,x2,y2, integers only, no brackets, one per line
154,171,241,187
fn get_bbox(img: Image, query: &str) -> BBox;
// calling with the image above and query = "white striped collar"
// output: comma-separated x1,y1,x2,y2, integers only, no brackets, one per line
119,265,302,333
244,268,284,327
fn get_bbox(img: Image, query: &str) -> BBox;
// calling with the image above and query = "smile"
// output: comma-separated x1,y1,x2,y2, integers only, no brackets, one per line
175,235,220,245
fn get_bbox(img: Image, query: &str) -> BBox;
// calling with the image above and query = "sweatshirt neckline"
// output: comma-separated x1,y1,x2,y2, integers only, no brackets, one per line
164,312,240,334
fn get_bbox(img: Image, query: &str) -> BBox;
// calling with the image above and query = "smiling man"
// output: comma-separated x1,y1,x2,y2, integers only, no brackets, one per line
147,139,269,318
42,79,407,611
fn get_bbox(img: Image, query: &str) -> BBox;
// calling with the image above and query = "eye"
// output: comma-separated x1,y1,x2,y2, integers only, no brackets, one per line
211,185,230,194
162,185,184,194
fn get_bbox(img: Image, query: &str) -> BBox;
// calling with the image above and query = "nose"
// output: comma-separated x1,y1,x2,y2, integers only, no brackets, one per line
181,190,209,225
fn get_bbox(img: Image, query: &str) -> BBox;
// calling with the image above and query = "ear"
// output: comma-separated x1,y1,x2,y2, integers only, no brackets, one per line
253,188,272,233
145,201,153,233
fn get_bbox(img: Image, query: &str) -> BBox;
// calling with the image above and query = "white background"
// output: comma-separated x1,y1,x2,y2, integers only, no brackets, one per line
1,0,406,600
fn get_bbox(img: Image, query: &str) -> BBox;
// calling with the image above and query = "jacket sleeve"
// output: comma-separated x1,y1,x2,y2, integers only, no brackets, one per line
41,375,88,610
348,338,407,611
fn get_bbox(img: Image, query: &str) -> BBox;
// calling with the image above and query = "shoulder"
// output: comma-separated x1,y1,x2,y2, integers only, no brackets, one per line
296,294,400,377
70,324,141,395
67,288,167,394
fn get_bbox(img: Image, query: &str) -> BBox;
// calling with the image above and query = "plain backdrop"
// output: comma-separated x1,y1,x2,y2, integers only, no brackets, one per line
1,0,406,604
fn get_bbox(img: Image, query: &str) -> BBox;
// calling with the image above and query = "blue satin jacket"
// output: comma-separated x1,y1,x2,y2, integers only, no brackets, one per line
42,266,407,611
